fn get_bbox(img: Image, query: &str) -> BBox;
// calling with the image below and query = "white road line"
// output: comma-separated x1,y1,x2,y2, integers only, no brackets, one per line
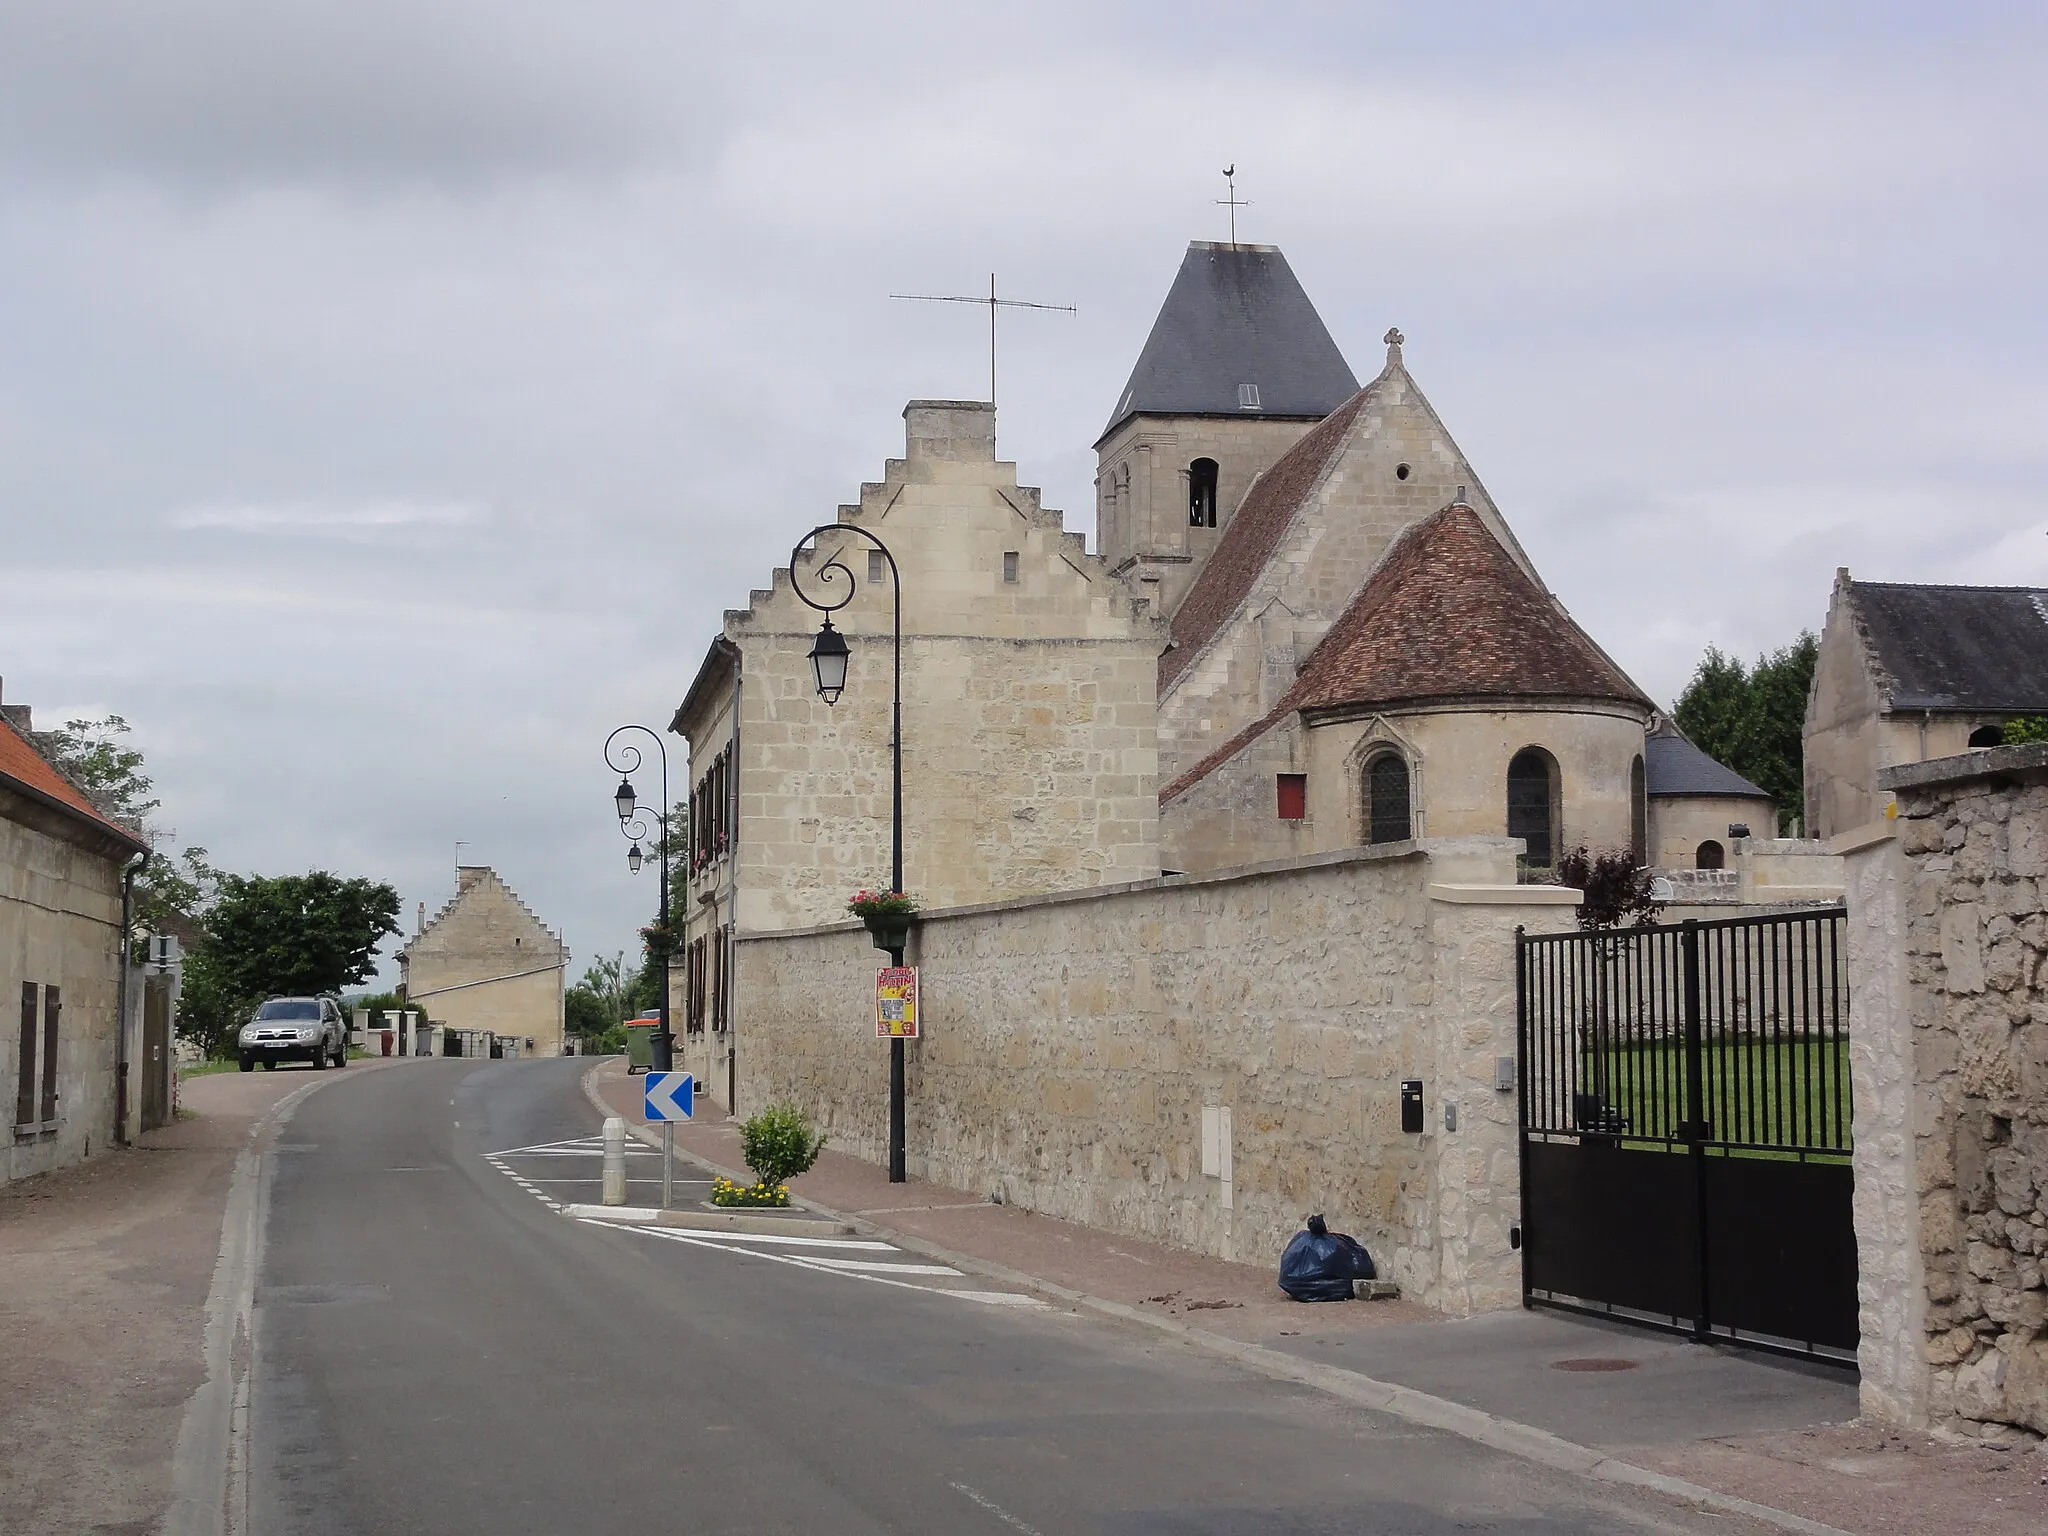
793,1256,964,1276
950,1482,1047,1536
645,1230,896,1251
614,1224,1045,1308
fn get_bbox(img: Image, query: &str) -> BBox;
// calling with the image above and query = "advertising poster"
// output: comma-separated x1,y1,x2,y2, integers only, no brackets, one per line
875,966,919,1039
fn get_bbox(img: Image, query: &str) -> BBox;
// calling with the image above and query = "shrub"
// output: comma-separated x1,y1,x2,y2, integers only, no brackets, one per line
2002,717,2048,745
1556,846,1663,931
739,1103,826,1188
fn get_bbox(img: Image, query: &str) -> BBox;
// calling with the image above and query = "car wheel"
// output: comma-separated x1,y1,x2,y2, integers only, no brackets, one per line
332,1040,347,1068
310,1048,326,1070
239,1055,254,1073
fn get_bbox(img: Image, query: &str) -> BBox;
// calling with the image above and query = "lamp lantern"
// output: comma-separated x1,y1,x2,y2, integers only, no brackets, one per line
808,618,851,705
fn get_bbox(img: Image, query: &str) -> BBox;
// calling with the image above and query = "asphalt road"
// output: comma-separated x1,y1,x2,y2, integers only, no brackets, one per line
250,1057,1780,1536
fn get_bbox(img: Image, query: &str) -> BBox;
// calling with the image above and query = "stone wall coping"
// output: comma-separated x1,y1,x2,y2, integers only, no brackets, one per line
736,841,1449,944
1877,740,2048,793
1829,818,1895,856
1428,883,1581,906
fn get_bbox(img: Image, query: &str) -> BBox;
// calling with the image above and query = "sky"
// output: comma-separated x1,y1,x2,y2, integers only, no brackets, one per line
2,2,2043,985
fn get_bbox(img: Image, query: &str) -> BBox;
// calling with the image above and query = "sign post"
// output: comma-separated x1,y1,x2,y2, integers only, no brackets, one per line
876,967,919,1039
643,1070,694,1209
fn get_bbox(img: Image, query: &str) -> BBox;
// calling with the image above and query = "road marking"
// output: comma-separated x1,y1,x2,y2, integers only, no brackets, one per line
644,1229,895,1251
950,1482,1047,1535
793,1256,964,1276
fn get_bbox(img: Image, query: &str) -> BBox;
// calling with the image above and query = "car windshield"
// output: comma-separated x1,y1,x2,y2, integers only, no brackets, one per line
255,1000,321,1021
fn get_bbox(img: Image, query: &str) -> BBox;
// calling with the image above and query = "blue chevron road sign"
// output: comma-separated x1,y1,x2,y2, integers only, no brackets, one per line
644,1071,694,1122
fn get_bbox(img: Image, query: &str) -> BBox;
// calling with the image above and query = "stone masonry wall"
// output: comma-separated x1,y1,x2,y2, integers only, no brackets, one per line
1853,745,2048,1443
736,837,1575,1315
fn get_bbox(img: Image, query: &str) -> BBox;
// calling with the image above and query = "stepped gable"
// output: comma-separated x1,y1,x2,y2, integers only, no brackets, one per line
0,716,150,853
401,866,564,959
1100,241,1358,442
1283,502,1652,716
1158,383,1375,693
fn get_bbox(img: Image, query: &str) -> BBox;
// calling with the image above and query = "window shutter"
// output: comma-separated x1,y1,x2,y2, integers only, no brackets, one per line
1276,773,1307,821
40,984,60,1122
15,982,35,1128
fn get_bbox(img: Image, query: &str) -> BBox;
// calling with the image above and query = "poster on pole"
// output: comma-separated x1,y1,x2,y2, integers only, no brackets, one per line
875,967,919,1039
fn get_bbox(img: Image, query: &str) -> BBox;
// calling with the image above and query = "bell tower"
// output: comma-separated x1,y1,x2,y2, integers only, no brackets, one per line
1096,241,1358,619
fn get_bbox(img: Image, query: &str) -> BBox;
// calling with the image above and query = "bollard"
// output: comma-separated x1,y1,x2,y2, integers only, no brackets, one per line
601,1116,628,1206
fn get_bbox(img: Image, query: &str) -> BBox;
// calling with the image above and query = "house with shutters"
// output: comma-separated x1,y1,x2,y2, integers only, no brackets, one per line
1,684,151,1186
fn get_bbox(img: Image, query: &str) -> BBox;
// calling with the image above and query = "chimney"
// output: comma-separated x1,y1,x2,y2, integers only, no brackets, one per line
416,901,425,936
457,866,487,894
0,678,30,735
903,399,996,464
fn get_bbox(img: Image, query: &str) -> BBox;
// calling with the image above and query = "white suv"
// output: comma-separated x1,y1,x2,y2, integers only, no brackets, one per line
238,996,348,1072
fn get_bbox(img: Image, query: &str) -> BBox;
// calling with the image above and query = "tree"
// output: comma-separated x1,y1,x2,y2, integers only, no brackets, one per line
181,872,402,1057
1671,632,1818,833
30,715,219,933
566,952,632,1046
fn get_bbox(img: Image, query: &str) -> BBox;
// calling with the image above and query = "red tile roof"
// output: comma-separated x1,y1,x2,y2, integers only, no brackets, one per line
1158,381,1377,693
1282,502,1651,715
1162,502,1651,806
0,717,151,852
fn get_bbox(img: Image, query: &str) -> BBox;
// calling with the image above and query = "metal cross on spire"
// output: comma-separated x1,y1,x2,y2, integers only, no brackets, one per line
889,275,1076,443
1217,164,1251,245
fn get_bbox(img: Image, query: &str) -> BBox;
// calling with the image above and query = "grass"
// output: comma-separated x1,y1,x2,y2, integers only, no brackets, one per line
178,1058,242,1078
1558,1036,1852,1155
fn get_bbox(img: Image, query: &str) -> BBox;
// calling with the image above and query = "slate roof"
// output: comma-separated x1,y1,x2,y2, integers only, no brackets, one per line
1282,503,1653,715
1158,382,1376,693
1851,581,2048,712
0,716,151,853
1162,502,1652,805
1100,242,1357,443
1644,729,1771,800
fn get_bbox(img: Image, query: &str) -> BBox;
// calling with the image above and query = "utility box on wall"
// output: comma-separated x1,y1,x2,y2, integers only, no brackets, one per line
1400,1079,1424,1134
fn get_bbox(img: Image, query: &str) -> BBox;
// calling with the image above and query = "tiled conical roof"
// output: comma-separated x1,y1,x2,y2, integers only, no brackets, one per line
1100,242,1357,441
1282,502,1652,715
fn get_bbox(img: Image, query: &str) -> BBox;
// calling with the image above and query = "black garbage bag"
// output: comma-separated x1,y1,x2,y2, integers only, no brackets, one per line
1278,1214,1377,1302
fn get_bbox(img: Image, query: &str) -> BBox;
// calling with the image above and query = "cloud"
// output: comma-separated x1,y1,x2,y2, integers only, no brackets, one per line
169,500,485,535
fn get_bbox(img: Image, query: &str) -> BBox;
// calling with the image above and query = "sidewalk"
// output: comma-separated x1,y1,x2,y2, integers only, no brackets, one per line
592,1058,2048,1536
0,1058,399,1535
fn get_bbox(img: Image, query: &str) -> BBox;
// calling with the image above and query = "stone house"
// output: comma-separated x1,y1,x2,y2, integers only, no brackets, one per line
1807,569,2048,840
1,694,150,1186
1642,724,1776,870
668,400,1167,1106
397,866,567,1058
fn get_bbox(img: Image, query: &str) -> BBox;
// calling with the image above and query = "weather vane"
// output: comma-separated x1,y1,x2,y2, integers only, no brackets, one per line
1217,165,1251,245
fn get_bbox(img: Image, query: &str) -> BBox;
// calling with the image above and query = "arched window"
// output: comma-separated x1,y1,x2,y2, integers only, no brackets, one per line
1970,725,2004,749
1629,756,1647,867
1696,839,1725,870
1366,754,1412,844
1507,748,1557,869
1188,458,1219,528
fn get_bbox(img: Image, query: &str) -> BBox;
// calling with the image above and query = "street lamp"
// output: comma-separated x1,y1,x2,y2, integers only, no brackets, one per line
603,724,674,1073
789,523,907,1182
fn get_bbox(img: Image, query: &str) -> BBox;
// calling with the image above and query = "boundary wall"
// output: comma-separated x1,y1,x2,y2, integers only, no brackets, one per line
736,837,1576,1316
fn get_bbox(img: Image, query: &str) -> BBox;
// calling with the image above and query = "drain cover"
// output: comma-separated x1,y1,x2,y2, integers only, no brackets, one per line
1551,1357,1639,1372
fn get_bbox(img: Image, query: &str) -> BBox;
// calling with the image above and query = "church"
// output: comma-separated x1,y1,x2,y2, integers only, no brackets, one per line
666,236,1818,1102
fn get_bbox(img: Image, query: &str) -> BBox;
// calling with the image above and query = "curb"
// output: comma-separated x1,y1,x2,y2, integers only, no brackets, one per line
575,1062,1847,1536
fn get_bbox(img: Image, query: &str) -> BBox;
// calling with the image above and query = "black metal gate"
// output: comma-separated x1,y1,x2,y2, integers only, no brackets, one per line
1516,908,1857,1363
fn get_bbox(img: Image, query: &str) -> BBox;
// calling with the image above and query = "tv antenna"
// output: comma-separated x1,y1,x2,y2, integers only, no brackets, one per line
1217,165,1250,245
889,274,1076,446
454,840,468,876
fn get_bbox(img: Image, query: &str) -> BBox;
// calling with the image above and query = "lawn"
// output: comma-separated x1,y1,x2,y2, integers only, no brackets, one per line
1554,1036,1852,1154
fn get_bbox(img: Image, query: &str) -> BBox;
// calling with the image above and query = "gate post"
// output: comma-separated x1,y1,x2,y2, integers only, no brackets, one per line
1681,919,1710,1342
1514,925,1531,1309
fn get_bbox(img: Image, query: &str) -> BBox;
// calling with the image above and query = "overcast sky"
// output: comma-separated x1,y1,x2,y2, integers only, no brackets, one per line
2,2,2042,986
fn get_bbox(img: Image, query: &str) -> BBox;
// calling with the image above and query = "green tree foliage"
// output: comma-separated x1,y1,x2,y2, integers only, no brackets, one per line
181,873,401,1057
566,952,634,1049
1671,632,1818,833
29,715,220,932
739,1103,826,1188
2002,717,2048,745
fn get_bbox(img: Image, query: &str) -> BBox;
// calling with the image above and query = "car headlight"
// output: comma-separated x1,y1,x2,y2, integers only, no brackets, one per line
299,1027,322,1041
240,1025,259,1041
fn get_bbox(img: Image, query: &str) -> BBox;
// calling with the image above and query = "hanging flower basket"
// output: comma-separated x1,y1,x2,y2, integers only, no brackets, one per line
639,922,679,962
847,889,919,953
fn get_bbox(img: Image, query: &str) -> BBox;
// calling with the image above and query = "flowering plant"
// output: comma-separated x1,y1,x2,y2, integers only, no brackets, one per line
710,1174,791,1208
846,889,920,919
639,922,678,960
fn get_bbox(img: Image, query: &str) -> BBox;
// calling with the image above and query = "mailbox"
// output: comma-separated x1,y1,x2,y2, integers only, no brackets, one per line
1400,1079,1424,1134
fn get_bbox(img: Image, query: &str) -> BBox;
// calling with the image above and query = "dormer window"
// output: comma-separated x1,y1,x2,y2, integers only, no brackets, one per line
1237,383,1261,410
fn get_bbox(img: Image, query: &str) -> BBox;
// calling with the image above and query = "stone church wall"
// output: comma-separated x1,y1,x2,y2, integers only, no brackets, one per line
1846,744,2048,1442
735,836,1576,1316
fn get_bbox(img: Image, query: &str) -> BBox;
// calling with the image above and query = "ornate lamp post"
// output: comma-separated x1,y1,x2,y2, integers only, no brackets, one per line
789,523,907,1182
604,724,675,1074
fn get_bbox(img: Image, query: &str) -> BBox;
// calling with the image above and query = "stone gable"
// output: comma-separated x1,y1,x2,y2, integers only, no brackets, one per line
399,866,567,1055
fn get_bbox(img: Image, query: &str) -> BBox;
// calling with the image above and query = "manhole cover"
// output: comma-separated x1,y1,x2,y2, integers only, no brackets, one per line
1551,1357,1639,1372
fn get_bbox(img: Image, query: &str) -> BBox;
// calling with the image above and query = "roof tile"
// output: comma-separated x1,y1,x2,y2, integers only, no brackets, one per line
0,717,150,851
